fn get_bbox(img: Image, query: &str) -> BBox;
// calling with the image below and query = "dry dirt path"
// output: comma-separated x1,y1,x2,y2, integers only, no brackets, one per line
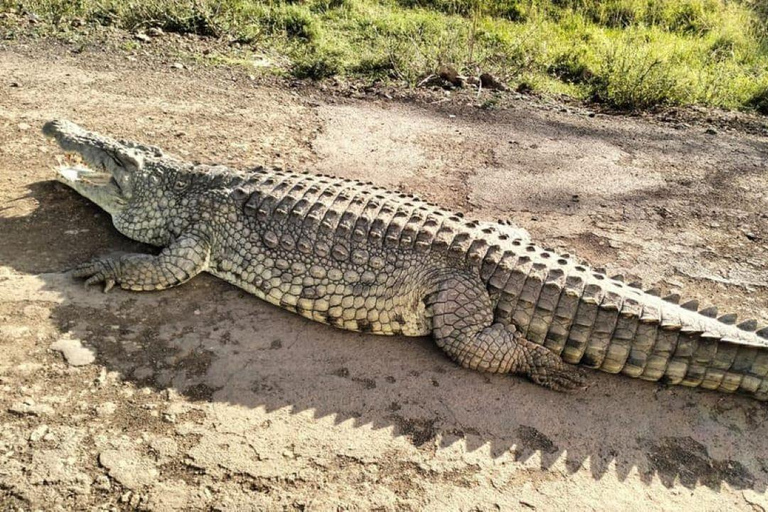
2,39,768,511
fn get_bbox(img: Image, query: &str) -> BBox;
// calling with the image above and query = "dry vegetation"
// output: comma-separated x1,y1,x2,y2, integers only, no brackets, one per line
2,0,768,112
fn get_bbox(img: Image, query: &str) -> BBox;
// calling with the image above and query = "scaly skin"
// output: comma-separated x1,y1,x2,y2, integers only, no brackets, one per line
44,120,768,399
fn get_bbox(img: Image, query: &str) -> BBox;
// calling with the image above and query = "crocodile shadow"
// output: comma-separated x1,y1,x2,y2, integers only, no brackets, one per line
2,180,766,493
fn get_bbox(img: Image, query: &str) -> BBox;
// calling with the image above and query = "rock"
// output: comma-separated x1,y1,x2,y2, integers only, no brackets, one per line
134,33,151,43
9,400,54,416
99,449,158,489
10,81,20,87
95,402,117,417
705,127,718,135
172,62,184,70
438,65,463,87
51,338,96,366
29,424,49,441
664,278,684,288
480,73,507,91
94,474,111,491
17,122,31,130
147,27,164,37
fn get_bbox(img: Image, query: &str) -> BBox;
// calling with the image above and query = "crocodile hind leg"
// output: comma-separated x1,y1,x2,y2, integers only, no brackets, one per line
426,272,587,391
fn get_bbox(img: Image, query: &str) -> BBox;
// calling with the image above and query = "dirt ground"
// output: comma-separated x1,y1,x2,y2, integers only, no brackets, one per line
2,35,768,511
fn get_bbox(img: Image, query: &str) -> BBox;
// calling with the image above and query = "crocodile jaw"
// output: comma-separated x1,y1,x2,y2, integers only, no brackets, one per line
54,161,127,215
43,120,141,215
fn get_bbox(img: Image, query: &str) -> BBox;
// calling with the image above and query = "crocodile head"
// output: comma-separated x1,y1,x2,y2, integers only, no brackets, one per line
43,119,185,246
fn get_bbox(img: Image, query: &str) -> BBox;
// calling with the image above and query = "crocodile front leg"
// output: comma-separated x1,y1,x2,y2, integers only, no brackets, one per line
73,230,211,292
426,272,587,391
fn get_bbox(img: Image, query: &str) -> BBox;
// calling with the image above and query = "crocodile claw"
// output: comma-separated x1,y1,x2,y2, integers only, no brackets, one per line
72,258,119,293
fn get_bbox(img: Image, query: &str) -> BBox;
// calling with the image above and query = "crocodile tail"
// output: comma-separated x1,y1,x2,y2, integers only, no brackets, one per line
498,251,768,400
568,285,767,399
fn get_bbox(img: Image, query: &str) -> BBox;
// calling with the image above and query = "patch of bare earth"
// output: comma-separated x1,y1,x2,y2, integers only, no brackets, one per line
1,37,768,511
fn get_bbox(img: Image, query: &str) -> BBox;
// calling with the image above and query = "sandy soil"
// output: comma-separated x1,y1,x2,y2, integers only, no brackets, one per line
2,36,768,511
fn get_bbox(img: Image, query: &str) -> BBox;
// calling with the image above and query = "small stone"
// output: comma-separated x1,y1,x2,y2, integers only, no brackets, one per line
147,27,164,37
51,338,96,366
134,33,151,43
29,424,49,441
171,62,184,70
94,475,111,491
10,81,20,87
705,127,718,135
162,412,176,423
438,65,462,87
664,278,684,288
96,367,108,386
479,72,507,91
17,122,30,130
9,400,54,416
95,402,117,417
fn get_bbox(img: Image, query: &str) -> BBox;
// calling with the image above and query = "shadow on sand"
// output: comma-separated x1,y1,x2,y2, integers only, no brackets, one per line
3,175,767,493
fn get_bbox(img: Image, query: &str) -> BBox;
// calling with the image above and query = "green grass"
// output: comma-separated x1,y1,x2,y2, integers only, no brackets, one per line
3,0,768,112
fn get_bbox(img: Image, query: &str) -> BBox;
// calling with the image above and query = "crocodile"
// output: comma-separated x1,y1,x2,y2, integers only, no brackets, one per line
44,119,768,399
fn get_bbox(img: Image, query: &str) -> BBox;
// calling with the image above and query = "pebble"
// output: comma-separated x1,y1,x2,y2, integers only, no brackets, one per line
29,424,49,441
95,402,117,417
94,475,111,491
171,62,184,70
9,400,54,416
17,122,31,130
50,338,96,366
134,33,151,43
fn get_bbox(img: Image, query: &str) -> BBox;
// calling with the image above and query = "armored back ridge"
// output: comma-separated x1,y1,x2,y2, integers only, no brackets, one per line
45,119,768,400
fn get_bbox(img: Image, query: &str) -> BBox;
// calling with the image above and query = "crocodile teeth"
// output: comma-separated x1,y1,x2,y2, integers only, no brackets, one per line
681,300,699,311
699,306,718,317
738,319,758,331
718,313,737,325
663,294,680,304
